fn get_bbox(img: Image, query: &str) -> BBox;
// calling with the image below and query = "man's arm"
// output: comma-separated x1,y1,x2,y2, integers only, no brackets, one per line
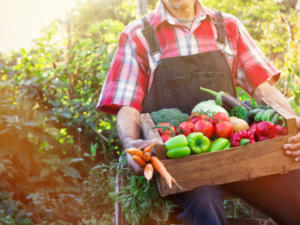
253,81,300,161
253,81,295,115
117,106,143,149
117,106,156,175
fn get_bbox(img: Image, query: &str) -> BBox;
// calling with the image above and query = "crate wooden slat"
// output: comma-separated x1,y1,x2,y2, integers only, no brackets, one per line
141,103,299,197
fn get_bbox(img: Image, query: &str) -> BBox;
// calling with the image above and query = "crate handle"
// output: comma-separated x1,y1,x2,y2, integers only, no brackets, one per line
141,113,167,159
262,97,298,134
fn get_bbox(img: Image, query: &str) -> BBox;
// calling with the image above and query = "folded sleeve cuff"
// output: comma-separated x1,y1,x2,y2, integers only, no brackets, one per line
246,66,280,93
96,102,143,115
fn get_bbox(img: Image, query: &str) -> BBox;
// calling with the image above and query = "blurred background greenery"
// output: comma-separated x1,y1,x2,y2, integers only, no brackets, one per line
0,0,299,224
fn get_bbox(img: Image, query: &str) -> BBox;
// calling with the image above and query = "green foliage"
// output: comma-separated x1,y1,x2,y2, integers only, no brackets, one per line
0,0,131,223
67,0,136,36
0,192,33,225
224,199,250,219
115,165,176,225
203,0,300,115
0,16,119,197
82,162,117,217
8,162,117,224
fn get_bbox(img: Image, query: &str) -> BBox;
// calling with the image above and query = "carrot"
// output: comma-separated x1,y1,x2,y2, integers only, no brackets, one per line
143,152,152,162
132,155,146,167
143,144,154,154
151,156,183,190
144,163,154,181
151,156,172,188
126,148,144,158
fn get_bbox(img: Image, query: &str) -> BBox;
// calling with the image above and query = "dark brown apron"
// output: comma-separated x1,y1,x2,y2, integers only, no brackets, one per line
141,12,236,114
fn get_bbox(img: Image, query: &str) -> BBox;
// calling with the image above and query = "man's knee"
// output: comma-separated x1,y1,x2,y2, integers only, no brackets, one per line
193,186,223,210
176,186,226,225
195,186,222,198
170,186,223,208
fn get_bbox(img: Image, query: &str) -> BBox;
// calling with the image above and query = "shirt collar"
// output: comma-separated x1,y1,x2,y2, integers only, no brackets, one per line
152,0,214,29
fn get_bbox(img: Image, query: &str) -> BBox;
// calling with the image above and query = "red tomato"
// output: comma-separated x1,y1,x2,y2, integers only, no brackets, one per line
156,123,176,136
194,120,214,138
161,134,171,143
177,121,195,136
214,121,233,138
211,112,229,125
189,113,212,124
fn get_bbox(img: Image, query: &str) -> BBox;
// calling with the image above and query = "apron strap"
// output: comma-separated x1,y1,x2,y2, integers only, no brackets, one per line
141,17,161,57
141,12,227,55
215,11,226,45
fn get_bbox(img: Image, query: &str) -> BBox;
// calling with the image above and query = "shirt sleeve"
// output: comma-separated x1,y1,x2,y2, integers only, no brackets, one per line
96,32,150,115
235,18,280,93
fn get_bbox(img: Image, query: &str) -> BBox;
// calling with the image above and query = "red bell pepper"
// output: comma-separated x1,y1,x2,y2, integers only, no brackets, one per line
256,121,276,141
231,130,255,147
275,125,288,137
249,122,258,134
249,122,258,139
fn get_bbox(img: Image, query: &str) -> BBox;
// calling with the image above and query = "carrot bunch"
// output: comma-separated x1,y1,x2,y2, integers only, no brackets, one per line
126,144,182,190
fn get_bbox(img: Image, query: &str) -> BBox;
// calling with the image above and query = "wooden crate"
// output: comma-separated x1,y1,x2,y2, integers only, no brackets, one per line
141,99,299,197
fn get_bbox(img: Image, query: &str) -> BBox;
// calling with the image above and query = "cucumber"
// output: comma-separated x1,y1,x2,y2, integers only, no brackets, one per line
258,105,271,110
248,108,261,117
254,109,265,122
278,116,286,127
270,113,280,124
261,109,276,122
246,108,261,124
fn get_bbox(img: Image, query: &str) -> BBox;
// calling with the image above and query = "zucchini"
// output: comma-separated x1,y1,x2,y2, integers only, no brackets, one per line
261,109,276,122
254,109,265,122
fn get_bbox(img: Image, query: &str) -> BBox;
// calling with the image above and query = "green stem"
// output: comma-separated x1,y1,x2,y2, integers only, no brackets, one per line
233,199,238,218
200,87,218,96
278,116,286,127
200,87,225,106
240,138,250,146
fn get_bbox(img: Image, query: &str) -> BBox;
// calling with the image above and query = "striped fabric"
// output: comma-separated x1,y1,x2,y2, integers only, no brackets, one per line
97,0,280,115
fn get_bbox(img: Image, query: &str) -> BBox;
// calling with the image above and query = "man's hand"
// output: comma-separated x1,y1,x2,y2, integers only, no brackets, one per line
283,117,300,162
126,139,157,176
117,106,158,176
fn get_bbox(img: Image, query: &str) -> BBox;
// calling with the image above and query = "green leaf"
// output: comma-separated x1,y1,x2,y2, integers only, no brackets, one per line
40,168,51,178
90,143,97,159
62,166,82,179
67,158,84,165
23,121,39,127
3,115,19,124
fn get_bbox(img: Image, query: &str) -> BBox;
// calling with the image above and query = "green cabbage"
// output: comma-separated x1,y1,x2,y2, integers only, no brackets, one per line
192,100,229,116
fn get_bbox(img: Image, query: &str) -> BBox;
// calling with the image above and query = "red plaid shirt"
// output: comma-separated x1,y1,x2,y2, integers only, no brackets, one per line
97,1,280,115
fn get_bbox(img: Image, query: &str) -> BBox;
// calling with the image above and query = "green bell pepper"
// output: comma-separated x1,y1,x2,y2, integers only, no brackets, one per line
209,138,231,152
165,134,188,151
166,146,191,158
187,132,210,154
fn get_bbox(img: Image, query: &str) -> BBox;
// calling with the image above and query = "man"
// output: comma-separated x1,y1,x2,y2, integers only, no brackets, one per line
97,0,300,224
